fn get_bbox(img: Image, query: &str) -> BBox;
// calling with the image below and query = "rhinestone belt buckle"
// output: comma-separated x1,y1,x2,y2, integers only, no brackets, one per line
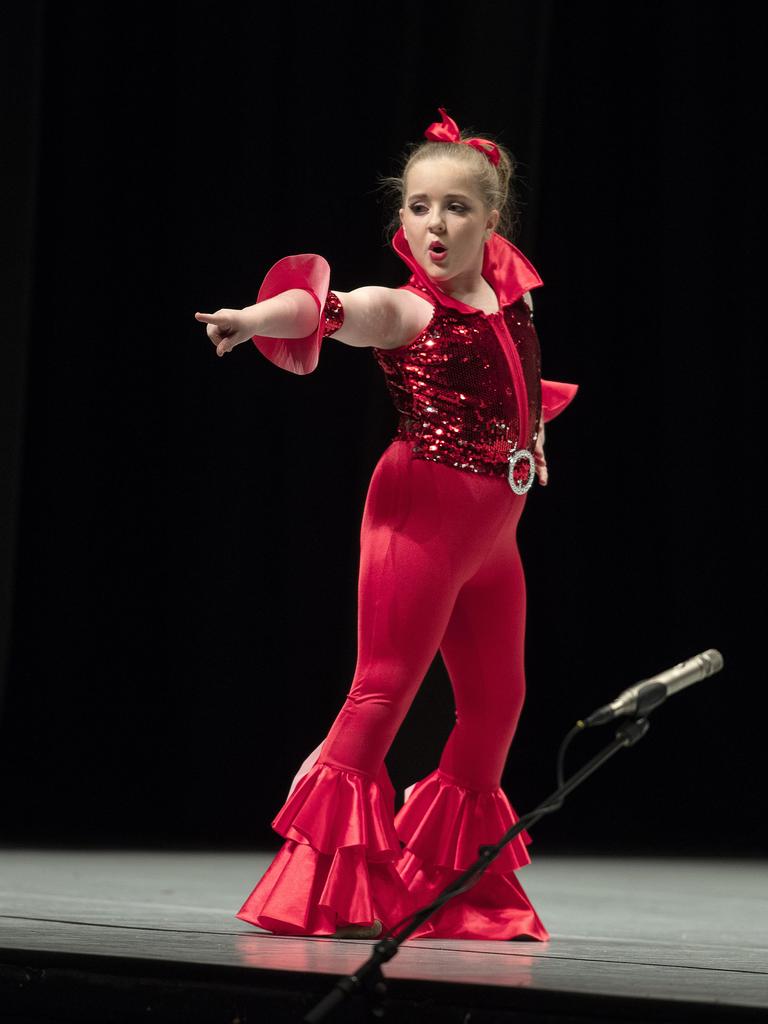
507,448,535,494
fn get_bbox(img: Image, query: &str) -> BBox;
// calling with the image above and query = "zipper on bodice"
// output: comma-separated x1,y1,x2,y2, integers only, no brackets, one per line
486,311,529,451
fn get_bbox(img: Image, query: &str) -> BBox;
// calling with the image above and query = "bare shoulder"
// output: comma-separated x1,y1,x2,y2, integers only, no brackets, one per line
522,291,534,311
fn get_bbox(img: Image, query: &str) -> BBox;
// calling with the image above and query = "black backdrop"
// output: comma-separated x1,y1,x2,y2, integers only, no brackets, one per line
1,1,763,855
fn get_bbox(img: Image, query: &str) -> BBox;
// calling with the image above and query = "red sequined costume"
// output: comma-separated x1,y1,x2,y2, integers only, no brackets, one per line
235,228,578,940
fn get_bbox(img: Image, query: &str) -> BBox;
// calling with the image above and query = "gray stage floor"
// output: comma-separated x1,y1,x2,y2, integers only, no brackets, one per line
1,848,767,1013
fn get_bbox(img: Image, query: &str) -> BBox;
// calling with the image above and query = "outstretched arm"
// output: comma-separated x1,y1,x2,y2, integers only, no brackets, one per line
196,285,430,357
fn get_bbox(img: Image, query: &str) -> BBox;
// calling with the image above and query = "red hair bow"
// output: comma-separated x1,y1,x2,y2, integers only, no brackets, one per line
423,106,500,167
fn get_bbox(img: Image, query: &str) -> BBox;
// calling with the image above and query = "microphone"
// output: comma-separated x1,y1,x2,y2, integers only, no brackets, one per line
581,649,724,728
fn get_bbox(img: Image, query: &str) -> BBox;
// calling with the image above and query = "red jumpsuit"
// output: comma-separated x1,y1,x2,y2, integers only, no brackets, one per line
235,227,578,940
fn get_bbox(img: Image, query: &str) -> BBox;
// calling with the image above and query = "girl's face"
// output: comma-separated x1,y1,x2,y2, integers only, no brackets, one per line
399,158,499,288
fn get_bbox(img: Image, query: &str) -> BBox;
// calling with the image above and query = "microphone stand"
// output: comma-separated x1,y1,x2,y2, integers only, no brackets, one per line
303,715,650,1023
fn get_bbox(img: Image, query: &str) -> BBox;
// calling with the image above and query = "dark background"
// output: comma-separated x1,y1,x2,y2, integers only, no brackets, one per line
1,1,763,855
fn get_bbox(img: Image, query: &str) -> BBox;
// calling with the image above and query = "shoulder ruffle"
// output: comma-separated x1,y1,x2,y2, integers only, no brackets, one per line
541,379,579,423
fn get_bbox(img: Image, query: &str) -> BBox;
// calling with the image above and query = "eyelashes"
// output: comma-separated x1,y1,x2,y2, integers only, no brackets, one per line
408,204,468,215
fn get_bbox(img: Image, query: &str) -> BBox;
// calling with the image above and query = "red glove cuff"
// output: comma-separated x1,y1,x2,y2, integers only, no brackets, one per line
251,254,342,375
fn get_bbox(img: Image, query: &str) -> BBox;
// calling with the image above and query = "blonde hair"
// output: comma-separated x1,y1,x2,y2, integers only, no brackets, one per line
376,126,523,246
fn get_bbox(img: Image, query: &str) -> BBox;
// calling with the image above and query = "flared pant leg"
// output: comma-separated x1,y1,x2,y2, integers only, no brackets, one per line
235,440,547,938
393,492,550,940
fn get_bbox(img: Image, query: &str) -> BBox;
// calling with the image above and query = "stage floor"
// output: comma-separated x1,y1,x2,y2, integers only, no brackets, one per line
1,848,766,1021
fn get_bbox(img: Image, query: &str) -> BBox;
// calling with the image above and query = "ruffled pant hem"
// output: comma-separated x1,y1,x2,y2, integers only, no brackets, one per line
393,768,550,941
235,838,416,936
235,759,550,941
393,848,550,940
234,757,416,936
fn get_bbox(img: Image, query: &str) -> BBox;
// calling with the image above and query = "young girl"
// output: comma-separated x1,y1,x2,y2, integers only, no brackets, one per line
195,108,577,941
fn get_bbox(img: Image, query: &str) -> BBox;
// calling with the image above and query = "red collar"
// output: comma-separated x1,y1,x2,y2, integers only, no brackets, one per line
391,225,543,314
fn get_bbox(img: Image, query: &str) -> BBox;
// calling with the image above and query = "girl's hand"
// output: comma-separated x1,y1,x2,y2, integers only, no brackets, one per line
534,415,548,486
194,309,253,357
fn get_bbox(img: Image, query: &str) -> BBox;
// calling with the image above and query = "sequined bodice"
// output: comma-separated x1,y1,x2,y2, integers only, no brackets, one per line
370,282,542,478
251,232,577,470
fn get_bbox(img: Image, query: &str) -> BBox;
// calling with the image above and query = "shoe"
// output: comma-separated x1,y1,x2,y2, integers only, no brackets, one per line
332,918,383,939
